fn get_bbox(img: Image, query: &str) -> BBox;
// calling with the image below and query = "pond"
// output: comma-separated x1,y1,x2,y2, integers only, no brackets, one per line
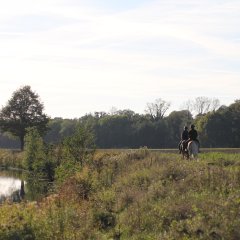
0,169,49,203
0,169,25,203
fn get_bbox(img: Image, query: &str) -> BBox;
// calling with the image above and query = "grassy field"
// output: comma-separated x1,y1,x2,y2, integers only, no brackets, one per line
0,149,240,239
99,148,240,154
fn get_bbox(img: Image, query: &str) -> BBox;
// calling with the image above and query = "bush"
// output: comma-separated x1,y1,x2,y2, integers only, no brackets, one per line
1,151,240,239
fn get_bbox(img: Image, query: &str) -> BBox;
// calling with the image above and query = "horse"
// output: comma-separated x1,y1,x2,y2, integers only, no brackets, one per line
179,140,189,159
187,140,199,159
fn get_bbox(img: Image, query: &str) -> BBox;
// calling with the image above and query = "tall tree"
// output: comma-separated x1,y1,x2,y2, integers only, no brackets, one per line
0,85,49,150
182,97,220,116
192,97,220,116
166,110,193,146
195,99,240,148
145,98,171,120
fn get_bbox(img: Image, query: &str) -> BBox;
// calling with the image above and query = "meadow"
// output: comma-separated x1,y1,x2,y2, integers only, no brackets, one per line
0,148,240,239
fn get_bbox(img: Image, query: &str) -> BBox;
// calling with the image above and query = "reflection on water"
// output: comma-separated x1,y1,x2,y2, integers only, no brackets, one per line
0,177,22,196
0,171,25,203
0,169,48,203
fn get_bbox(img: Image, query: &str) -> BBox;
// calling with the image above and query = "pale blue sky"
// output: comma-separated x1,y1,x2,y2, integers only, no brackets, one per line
0,0,239,118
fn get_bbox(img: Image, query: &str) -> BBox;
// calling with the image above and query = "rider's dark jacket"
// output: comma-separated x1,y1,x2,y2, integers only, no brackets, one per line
181,130,189,140
188,129,198,140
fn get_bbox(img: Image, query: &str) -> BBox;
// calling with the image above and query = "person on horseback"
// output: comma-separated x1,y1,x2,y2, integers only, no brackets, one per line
187,124,200,150
182,126,189,141
188,124,198,141
178,126,189,153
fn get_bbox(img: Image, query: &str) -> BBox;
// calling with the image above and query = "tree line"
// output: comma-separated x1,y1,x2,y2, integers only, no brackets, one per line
0,86,239,149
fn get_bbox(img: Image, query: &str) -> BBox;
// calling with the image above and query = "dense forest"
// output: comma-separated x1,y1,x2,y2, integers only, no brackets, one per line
1,97,239,149
0,87,240,239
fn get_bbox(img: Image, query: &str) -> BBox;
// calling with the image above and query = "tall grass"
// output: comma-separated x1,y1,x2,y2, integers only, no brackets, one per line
0,149,24,169
1,149,240,239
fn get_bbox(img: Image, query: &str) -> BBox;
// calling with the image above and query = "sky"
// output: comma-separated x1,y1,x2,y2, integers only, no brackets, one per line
0,0,239,118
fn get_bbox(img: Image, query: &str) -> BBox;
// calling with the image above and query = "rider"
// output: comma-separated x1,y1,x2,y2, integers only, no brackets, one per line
178,126,189,153
187,124,200,150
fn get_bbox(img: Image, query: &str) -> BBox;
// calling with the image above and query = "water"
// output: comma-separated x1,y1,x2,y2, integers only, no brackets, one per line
0,170,25,203
0,176,22,196
0,169,49,203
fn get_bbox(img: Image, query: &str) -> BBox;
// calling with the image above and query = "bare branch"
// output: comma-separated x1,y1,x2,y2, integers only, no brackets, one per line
145,98,171,120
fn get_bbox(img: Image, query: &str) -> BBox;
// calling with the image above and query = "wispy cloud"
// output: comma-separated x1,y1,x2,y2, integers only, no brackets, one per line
0,0,239,117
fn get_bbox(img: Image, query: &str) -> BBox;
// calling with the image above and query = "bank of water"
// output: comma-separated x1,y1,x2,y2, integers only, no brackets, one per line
0,169,49,203
0,169,25,203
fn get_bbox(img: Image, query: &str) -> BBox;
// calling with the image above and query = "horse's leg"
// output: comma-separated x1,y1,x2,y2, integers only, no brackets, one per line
182,150,189,160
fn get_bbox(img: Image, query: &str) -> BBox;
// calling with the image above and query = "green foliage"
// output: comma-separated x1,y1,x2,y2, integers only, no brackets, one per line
44,118,62,144
1,150,240,239
167,110,193,146
24,128,46,172
62,123,95,165
0,85,49,150
2,99,240,149
0,149,24,169
195,100,240,148
23,128,56,200
93,211,116,230
0,204,35,240
55,124,96,185
54,160,79,185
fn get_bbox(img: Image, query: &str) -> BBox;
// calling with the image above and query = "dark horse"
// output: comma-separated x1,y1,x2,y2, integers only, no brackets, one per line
179,140,189,159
